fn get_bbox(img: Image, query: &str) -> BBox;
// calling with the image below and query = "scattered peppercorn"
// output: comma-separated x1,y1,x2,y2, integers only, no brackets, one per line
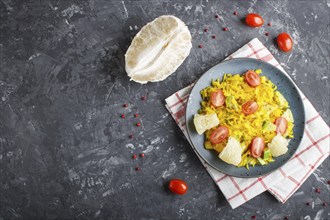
315,188,320,193
123,104,128,107
268,23,272,26
121,114,125,119
132,154,137,159
204,28,208,32
233,11,238,15
141,96,146,101
223,27,229,31
134,114,139,118
135,167,141,171
198,44,203,48
140,153,145,157
212,35,216,39
136,122,141,127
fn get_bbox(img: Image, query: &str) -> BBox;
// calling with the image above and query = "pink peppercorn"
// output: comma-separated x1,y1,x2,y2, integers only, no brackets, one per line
141,96,146,101
204,28,208,32
223,27,229,31
136,122,141,127
129,134,133,139
121,114,125,119
268,23,272,26
233,11,238,15
140,153,145,157
198,44,203,48
134,114,139,118
132,154,137,159
315,188,320,193
135,167,140,171
215,15,219,18
323,202,327,207
265,32,269,36
212,35,216,39
251,216,256,219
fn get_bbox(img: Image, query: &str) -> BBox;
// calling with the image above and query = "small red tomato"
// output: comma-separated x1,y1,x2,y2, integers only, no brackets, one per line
242,101,258,115
210,126,229,144
250,137,265,158
277,32,293,52
275,117,288,135
245,13,264,27
245,70,261,87
211,90,225,107
168,179,188,195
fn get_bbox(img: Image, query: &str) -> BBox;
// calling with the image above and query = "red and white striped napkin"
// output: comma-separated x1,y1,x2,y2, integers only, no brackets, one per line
165,38,330,209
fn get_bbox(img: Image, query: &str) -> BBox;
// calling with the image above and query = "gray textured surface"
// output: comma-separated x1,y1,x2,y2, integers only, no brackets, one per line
0,0,329,219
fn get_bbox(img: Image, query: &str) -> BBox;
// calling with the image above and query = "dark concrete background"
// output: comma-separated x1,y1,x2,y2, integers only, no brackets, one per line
0,0,329,219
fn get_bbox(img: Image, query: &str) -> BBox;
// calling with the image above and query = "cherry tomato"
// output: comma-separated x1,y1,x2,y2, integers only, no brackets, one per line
245,70,261,87
211,90,225,107
245,13,264,27
250,137,265,158
275,117,288,135
277,32,293,52
242,101,258,115
168,179,188,195
210,126,229,144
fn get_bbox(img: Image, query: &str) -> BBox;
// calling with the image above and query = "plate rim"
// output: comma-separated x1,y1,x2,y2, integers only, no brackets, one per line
185,57,306,178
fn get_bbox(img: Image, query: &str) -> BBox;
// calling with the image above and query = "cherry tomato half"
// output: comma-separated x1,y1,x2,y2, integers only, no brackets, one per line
242,101,258,115
168,179,188,195
210,125,229,144
211,90,225,107
245,70,261,87
245,13,264,27
277,32,293,52
275,117,288,135
250,137,265,158
210,126,229,144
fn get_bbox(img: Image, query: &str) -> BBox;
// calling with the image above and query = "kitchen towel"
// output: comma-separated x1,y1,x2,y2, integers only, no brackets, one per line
165,38,330,209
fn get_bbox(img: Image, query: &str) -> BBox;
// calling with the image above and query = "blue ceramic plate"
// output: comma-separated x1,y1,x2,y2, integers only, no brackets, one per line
186,58,305,178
